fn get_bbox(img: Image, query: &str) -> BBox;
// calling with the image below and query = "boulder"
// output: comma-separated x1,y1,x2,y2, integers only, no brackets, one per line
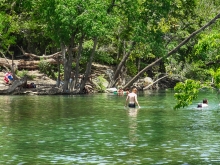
143,77,153,87
133,77,154,90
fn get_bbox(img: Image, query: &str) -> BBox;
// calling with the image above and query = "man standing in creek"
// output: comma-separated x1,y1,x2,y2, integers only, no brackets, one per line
125,87,141,108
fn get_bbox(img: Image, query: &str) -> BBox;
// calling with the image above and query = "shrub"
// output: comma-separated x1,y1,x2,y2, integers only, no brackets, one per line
16,69,36,80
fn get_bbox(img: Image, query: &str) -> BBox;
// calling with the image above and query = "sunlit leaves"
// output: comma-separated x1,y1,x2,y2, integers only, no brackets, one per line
174,79,201,109
195,0,220,22
0,12,16,51
0,13,5,34
33,0,115,45
209,68,220,89
194,31,220,61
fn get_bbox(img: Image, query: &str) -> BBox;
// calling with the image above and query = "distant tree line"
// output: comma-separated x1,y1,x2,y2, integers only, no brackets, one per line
1,0,220,107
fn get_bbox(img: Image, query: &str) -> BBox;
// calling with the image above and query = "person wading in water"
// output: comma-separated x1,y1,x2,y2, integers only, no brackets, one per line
125,87,140,108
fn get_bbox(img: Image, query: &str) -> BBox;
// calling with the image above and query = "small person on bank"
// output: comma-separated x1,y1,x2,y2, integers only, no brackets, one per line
125,87,140,108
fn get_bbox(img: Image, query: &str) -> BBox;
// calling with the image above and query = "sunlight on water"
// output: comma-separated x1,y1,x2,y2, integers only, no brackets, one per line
0,90,220,164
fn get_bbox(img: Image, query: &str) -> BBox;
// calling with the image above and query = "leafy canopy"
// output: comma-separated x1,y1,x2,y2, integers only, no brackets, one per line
33,0,116,45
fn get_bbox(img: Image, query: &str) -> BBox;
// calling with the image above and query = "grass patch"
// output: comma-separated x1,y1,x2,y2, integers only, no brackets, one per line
16,70,36,80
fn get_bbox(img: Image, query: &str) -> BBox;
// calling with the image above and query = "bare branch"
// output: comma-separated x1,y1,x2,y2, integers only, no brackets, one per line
143,74,168,90
17,45,78,60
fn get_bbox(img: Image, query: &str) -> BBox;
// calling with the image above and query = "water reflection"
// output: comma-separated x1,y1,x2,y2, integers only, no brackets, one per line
0,96,13,111
128,108,138,118
1,92,220,164
127,108,139,145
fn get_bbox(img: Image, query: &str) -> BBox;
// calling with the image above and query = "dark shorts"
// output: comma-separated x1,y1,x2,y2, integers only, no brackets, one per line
128,103,135,108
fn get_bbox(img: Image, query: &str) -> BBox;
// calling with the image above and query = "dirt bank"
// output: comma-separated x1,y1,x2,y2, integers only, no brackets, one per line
0,70,59,95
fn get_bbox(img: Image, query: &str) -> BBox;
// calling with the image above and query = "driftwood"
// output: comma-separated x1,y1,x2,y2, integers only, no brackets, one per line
0,47,79,70
0,58,58,70
8,77,27,93
19,46,78,60
0,76,27,94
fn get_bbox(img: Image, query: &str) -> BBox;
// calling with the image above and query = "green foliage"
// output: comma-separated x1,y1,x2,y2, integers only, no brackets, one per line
195,0,220,21
126,60,138,76
95,75,107,93
94,52,114,65
54,64,64,80
34,0,116,45
194,31,220,62
0,0,219,101
81,40,95,61
38,58,56,79
165,0,220,110
16,69,28,77
184,62,211,81
39,59,50,74
174,79,201,109
0,12,16,53
209,68,220,89
16,69,36,80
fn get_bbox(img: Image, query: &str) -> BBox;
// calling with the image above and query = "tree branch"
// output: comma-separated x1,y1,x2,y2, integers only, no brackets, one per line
123,12,220,89
143,74,168,90
17,46,78,59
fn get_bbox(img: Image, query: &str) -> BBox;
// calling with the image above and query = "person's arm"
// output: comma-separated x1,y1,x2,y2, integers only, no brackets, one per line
125,95,129,107
134,95,140,108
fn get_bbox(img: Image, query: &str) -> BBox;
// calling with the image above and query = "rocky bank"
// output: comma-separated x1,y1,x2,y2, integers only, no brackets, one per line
0,63,180,95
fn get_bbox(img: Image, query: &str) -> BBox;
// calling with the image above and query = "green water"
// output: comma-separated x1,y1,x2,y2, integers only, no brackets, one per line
0,90,220,165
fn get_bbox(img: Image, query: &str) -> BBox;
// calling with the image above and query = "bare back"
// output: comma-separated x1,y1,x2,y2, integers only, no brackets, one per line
125,87,140,108
127,92,137,104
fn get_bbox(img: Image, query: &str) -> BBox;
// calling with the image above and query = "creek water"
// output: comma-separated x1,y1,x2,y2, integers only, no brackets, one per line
0,90,220,164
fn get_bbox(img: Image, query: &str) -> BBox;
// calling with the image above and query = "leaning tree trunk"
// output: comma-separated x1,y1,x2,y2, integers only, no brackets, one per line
123,12,220,90
79,37,98,93
109,41,136,88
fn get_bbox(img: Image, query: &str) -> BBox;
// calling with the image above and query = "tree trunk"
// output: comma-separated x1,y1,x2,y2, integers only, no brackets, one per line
109,41,136,87
56,58,61,87
61,44,68,92
74,33,84,89
123,12,220,89
62,34,75,93
79,37,98,93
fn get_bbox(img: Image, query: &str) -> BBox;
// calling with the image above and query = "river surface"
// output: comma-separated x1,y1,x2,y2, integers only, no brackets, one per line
0,90,220,165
